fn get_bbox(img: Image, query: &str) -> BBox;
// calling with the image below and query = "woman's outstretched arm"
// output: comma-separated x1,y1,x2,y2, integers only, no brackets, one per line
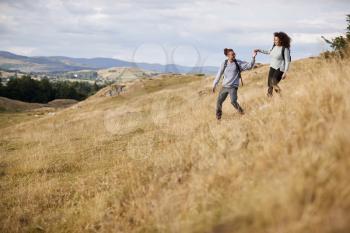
255,48,271,55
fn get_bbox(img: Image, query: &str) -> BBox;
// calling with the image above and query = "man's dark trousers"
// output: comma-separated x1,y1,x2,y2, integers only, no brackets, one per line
216,86,243,118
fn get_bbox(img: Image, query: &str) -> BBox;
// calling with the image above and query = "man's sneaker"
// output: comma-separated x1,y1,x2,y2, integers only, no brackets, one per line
238,107,245,115
216,110,222,120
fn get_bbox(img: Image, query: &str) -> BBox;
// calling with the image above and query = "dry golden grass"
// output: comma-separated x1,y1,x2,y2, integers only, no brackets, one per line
0,54,350,233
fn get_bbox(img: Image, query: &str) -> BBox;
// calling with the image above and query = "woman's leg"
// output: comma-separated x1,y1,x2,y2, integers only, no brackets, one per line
272,69,284,93
216,87,229,119
267,67,275,97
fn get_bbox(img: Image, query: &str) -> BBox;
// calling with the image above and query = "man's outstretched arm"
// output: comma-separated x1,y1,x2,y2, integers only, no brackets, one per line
238,51,257,71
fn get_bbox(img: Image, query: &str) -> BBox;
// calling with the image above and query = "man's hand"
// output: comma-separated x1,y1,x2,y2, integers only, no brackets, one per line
254,49,260,53
282,73,287,80
253,50,258,58
212,86,216,93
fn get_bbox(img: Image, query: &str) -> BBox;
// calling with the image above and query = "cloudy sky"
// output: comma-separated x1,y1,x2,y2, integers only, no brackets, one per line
0,0,349,67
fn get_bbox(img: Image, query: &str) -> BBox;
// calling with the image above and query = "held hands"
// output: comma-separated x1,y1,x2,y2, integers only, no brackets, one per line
252,49,258,58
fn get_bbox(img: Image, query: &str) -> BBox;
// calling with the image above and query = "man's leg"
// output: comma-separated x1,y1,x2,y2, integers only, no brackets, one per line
229,87,244,114
216,87,229,119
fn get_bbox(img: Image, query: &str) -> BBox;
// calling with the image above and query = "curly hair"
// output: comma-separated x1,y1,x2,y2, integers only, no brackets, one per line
224,48,234,56
274,32,291,48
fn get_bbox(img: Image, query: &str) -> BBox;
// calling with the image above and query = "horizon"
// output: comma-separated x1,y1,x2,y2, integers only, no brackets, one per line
0,0,349,67
0,49,270,68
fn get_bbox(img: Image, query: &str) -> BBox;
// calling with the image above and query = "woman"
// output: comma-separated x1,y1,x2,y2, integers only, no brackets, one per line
212,48,257,120
255,32,291,97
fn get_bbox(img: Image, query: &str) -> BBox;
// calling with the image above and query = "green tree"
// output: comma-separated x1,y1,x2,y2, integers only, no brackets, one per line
36,78,54,103
0,75,105,103
0,81,3,96
322,14,350,55
347,14,350,40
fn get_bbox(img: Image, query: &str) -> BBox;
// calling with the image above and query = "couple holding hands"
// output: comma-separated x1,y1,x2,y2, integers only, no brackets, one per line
212,31,291,120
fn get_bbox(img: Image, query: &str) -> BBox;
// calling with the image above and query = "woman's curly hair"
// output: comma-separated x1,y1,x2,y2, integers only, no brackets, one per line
274,32,291,48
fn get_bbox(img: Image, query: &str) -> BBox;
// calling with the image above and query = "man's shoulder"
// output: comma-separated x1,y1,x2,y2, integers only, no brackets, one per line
235,59,246,64
221,59,228,67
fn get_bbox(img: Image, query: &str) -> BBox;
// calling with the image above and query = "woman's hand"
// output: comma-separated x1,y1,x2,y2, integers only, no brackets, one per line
212,86,216,93
282,73,287,79
253,50,258,58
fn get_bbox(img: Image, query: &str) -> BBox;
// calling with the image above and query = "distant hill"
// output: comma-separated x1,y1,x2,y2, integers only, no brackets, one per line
96,67,159,82
0,51,218,74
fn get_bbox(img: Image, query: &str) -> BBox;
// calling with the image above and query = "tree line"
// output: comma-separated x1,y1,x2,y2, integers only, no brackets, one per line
322,14,350,58
0,75,105,103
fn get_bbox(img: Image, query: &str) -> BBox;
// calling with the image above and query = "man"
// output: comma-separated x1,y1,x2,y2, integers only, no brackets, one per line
212,48,257,120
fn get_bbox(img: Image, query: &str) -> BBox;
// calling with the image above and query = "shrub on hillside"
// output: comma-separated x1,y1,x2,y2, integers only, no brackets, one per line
0,75,105,103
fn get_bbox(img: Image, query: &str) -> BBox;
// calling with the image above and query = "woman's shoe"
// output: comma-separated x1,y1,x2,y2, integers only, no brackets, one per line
273,85,281,93
267,87,273,97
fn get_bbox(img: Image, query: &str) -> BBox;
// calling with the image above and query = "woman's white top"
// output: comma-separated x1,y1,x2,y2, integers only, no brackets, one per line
260,46,291,72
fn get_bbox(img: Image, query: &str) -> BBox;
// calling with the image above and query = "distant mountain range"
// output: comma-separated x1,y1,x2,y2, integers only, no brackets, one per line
0,51,218,74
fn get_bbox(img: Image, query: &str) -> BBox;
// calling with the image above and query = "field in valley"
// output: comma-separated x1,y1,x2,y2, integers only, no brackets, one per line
1,53,350,233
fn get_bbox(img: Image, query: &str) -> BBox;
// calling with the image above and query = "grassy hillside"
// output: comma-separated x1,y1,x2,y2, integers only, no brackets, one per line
96,67,159,82
0,97,78,129
0,53,349,233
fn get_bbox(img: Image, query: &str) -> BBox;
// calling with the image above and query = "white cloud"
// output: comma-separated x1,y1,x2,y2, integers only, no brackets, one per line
291,32,344,44
0,0,349,65
6,46,37,56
